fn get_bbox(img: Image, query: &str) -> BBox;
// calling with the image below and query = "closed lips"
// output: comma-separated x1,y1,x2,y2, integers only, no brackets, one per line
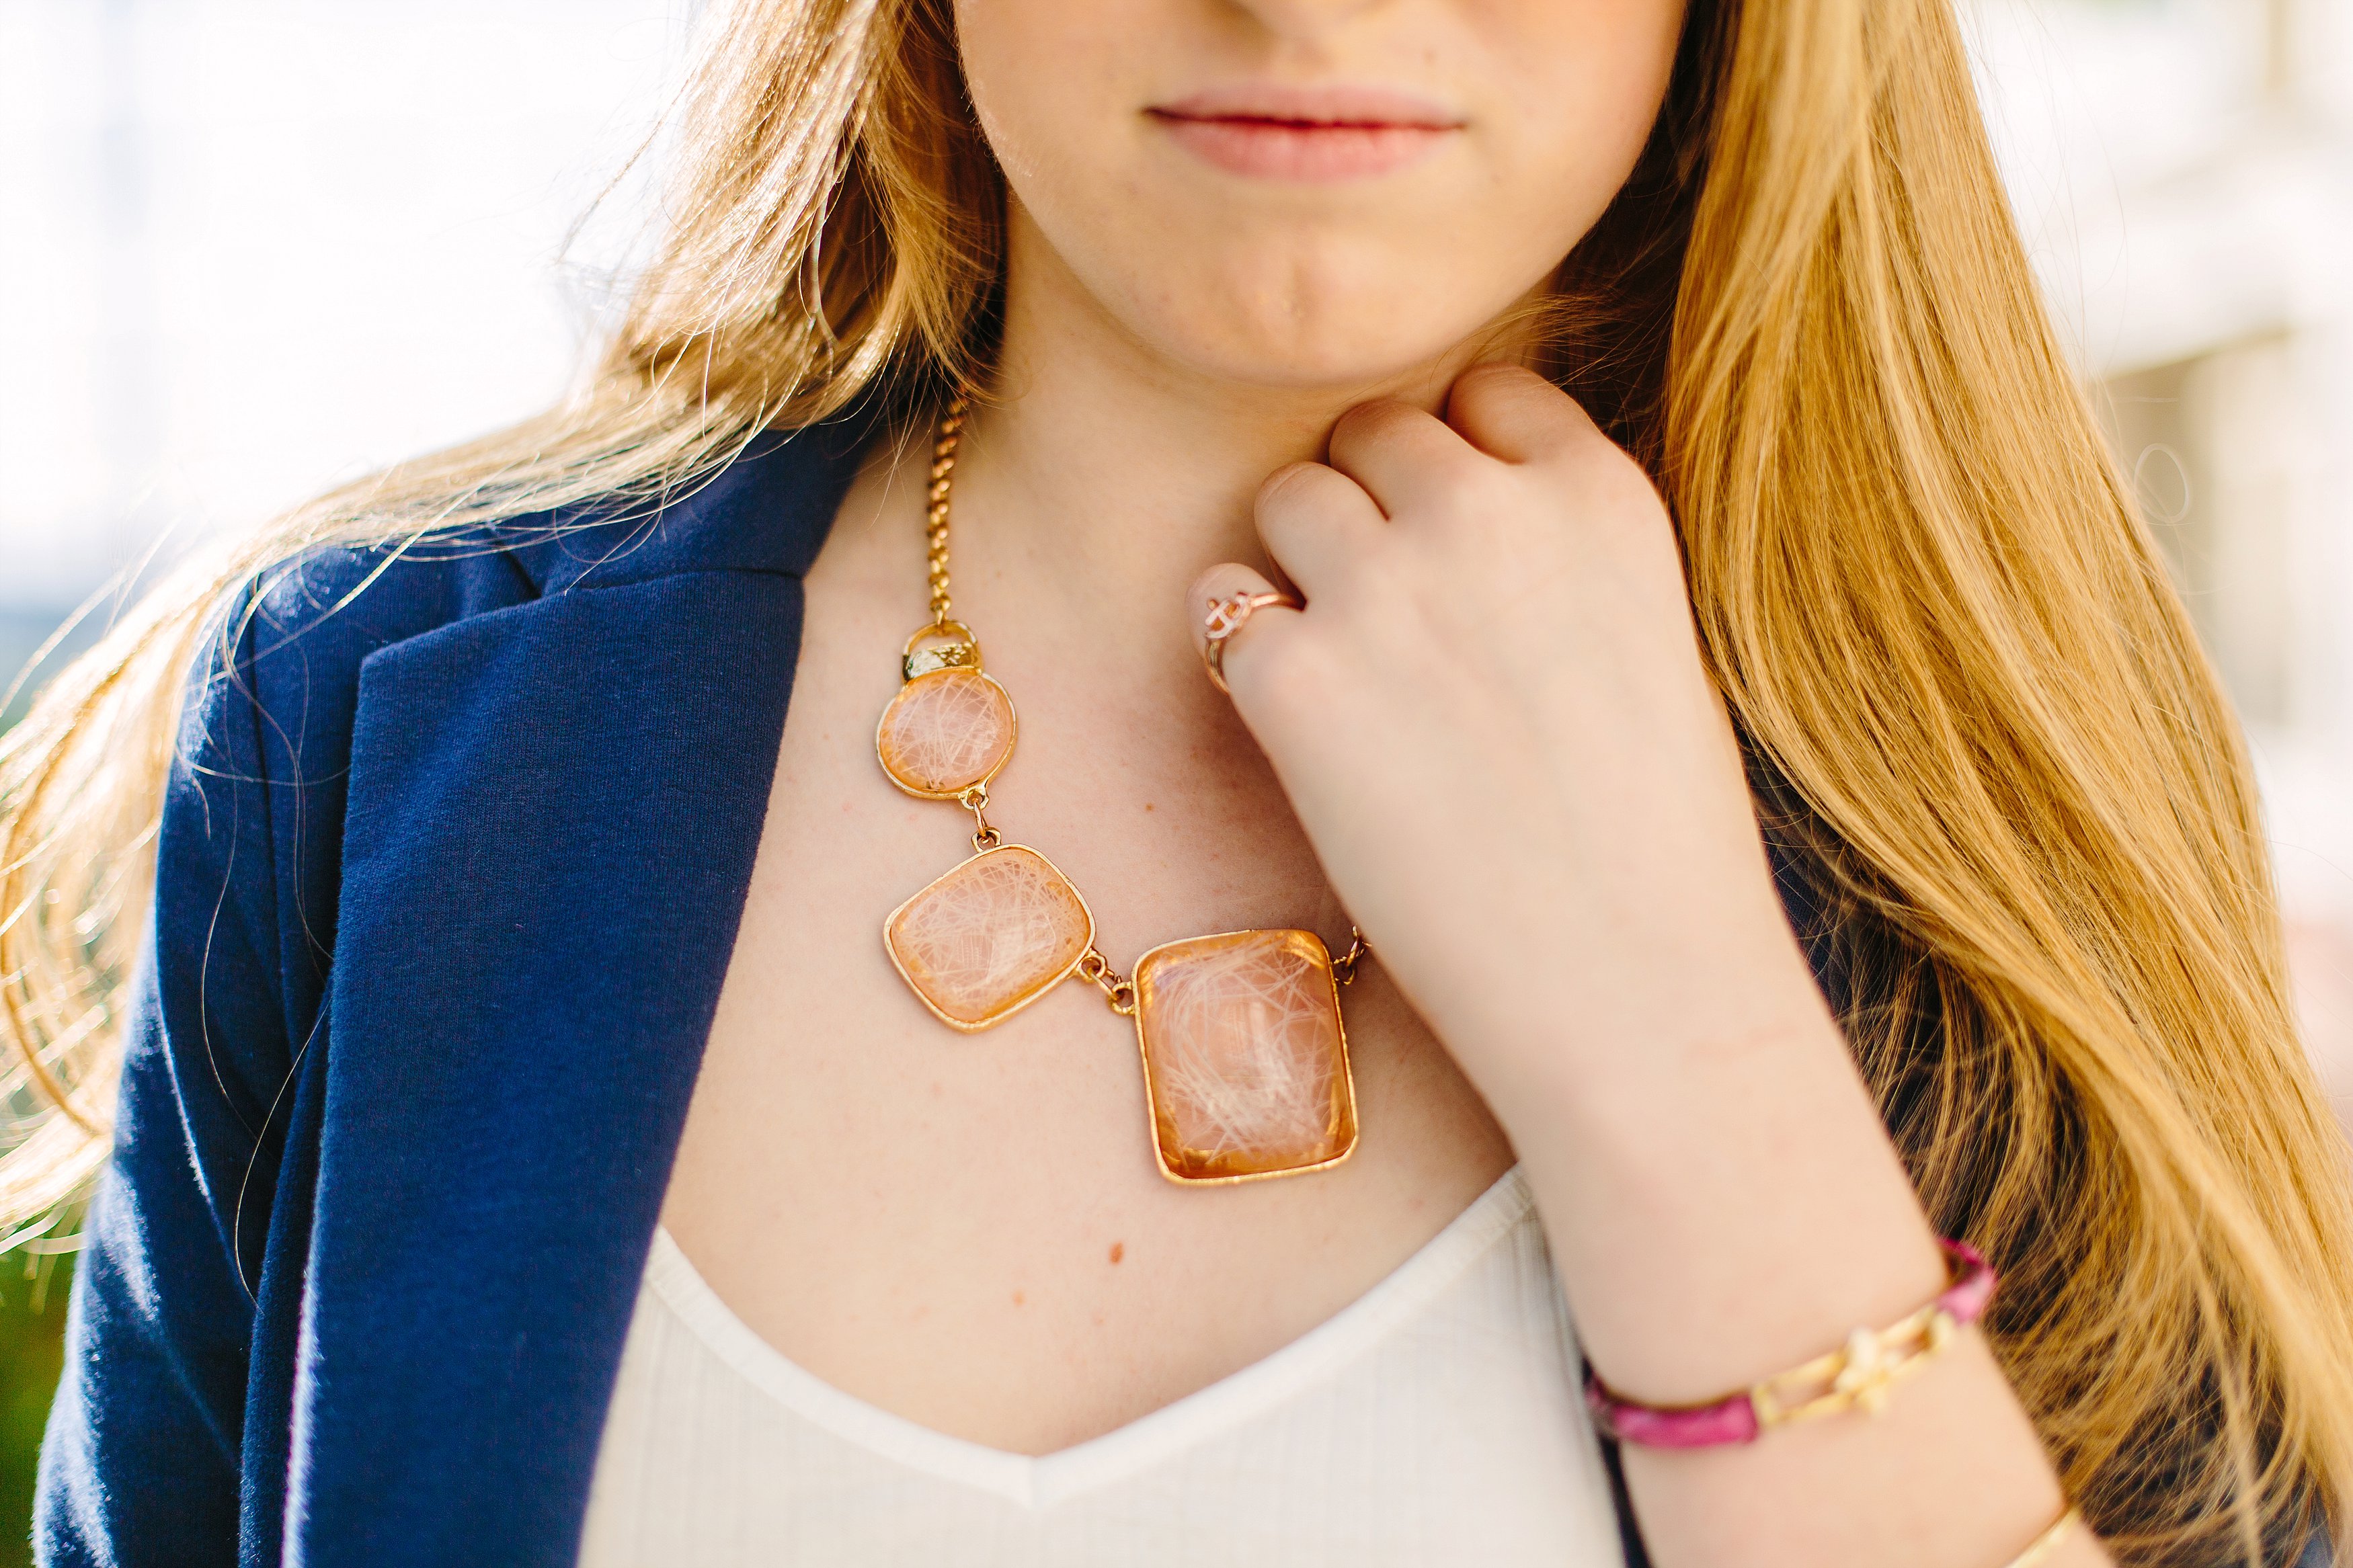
1148,86,1464,180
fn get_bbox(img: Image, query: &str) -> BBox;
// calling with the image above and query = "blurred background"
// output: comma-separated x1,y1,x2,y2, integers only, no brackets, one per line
1,0,2348,1559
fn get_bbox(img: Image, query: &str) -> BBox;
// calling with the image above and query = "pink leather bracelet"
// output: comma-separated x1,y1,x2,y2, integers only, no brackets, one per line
1584,1238,1997,1448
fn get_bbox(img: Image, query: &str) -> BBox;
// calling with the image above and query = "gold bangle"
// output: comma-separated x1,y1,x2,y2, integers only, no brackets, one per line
2003,1505,2082,1568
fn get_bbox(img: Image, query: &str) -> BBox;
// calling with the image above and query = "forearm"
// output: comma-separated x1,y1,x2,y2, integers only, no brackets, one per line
1483,935,2100,1567
1201,367,2116,1565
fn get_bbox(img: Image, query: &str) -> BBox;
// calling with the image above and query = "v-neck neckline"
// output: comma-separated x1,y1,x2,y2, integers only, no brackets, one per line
638,1165,1536,1508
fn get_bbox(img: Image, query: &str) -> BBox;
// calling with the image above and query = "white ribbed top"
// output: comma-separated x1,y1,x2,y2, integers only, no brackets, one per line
576,1167,1625,1567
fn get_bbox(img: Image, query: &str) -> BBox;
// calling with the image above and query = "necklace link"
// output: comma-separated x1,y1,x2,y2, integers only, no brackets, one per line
1334,927,1369,986
955,782,1001,851
1076,947,1139,1016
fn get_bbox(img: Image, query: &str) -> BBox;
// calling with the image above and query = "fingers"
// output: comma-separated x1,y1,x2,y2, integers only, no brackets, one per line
1326,366,1607,522
1443,362,1595,464
1203,366,1607,707
1187,561,1301,700
1326,399,1475,519
1254,460,1385,598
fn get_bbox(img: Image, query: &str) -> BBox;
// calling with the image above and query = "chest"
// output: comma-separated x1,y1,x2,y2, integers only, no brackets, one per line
655,466,1514,1457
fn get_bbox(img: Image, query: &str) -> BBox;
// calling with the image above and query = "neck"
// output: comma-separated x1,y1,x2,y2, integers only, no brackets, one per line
941,212,1527,676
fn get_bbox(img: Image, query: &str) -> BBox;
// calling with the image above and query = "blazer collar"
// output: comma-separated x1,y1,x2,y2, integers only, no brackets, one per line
290,416,875,1565
500,411,885,595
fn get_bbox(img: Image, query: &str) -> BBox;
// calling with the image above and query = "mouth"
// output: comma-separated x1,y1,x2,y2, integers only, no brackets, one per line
1146,85,1466,181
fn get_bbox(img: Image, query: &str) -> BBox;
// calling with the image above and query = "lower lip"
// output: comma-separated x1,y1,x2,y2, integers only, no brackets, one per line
1149,114,1456,181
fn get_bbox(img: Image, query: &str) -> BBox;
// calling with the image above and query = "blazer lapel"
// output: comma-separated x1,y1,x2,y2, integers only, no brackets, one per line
289,421,869,1565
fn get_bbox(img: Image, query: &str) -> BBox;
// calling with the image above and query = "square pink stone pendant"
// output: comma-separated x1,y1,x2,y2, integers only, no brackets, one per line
1130,929,1359,1184
885,845,1095,1030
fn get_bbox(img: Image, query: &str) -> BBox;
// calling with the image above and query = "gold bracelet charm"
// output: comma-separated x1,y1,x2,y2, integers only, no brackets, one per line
1586,1239,1997,1447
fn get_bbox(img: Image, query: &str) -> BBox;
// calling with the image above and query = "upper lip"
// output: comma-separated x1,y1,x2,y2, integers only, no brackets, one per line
1147,84,1466,130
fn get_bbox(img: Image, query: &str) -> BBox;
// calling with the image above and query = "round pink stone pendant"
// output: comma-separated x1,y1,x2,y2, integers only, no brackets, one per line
875,667,1017,798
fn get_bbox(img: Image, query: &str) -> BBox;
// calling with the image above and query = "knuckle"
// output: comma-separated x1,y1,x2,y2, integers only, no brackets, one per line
1234,621,1325,711
1549,415,1640,478
1458,364,1586,432
1332,397,1406,436
1429,432,1494,481
1325,405,1376,458
1454,361,1546,401
1255,460,1325,513
1429,463,1523,534
1328,398,1419,457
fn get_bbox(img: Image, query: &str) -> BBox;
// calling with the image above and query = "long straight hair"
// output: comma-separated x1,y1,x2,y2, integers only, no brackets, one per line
6,0,2351,1557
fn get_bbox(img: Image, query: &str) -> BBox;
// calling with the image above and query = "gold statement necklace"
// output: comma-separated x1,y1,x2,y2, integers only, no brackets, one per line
872,398,1364,1186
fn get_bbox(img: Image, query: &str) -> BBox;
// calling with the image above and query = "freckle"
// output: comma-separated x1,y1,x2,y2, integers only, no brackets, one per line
1143,802,1155,813
1012,1290,1025,1306
1108,1241,1125,1265
1093,1311,1107,1327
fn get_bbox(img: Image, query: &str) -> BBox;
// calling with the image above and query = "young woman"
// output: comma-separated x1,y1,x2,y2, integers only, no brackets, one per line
6,0,2351,1563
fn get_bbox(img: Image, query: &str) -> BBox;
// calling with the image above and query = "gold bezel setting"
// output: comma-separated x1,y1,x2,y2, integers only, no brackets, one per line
882,843,1096,1032
873,665,1019,800
1129,927,1361,1186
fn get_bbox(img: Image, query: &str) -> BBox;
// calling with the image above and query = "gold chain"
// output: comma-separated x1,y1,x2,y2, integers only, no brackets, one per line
925,395,969,628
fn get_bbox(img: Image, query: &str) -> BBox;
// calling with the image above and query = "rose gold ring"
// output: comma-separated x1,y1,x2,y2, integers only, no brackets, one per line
1201,590,1301,695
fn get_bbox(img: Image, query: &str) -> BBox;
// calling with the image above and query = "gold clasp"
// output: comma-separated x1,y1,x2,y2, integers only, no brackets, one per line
1751,1305,1960,1430
904,620,982,682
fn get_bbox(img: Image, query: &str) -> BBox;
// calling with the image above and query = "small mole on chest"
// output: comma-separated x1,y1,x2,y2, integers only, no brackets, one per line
1108,1241,1125,1264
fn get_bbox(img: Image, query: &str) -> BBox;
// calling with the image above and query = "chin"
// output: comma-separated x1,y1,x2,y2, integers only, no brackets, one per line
1116,250,1523,394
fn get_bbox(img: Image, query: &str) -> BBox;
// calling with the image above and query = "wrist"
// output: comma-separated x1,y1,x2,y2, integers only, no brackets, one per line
1482,987,1948,1405
1423,909,1837,1119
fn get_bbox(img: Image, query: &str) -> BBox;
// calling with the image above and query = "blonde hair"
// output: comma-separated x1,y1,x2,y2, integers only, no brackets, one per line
6,0,2350,1557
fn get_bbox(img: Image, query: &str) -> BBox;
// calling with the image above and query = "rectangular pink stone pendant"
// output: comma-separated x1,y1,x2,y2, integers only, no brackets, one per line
1130,929,1359,1184
885,845,1096,1030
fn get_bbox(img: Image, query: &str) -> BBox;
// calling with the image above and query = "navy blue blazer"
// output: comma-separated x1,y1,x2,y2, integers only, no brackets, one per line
28,415,2325,1567
35,417,879,1566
